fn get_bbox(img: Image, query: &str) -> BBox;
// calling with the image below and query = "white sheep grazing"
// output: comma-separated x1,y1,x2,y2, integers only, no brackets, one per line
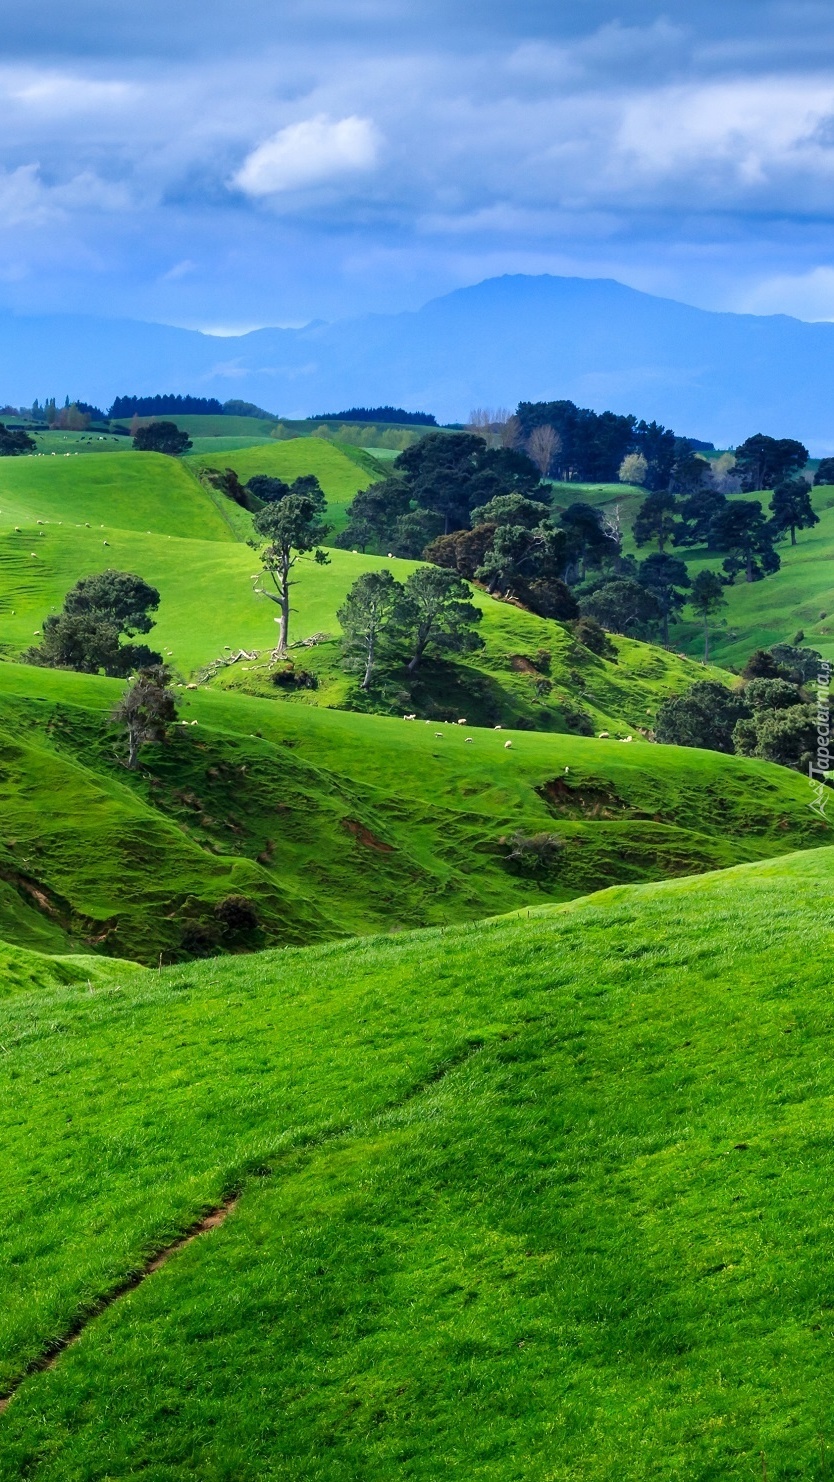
620,735,633,743
504,739,513,749
465,737,473,743
493,725,503,730
598,730,610,739
434,732,443,739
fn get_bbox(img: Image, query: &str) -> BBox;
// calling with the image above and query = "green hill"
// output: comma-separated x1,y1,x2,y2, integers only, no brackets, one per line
0,659,824,963
0,846,832,1477
186,436,385,529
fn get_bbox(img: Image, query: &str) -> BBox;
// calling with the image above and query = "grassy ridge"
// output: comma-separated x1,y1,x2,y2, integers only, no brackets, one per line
0,847,832,1476
0,660,825,962
186,437,381,530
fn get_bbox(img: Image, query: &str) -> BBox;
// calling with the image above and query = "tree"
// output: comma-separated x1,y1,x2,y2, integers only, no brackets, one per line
733,434,808,491
741,648,783,680
768,478,819,545
674,487,727,547
26,570,162,677
655,681,750,753
246,475,291,504
814,457,834,486
424,524,496,580
637,552,691,646
0,422,35,455
557,502,619,582
335,477,411,552
337,571,405,690
399,567,484,672
200,466,257,510
132,421,192,457
393,432,485,535
111,665,177,769
688,569,727,662
580,578,662,638
618,452,648,486
252,492,331,654
633,490,680,552
526,424,560,477
744,677,805,712
670,448,710,494
732,704,817,772
769,643,824,684
709,499,780,582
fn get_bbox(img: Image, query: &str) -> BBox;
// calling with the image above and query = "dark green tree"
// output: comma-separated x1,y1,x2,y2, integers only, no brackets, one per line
709,500,781,582
252,491,331,654
580,578,662,638
769,643,824,684
557,502,619,582
132,421,192,456
335,477,411,552
26,570,162,677
688,569,727,662
637,552,691,646
111,664,178,769
732,704,817,772
337,570,405,690
768,478,819,545
633,490,680,552
246,475,291,504
424,524,497,580
674,487,727,547
0,422,35,455
399,567,484,672
813,457,834,486
733,434,808,491
655,681,750,753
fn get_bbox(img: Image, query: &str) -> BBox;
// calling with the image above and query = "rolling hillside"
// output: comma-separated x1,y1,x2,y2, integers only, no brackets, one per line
0,846,832,1477
0,659,825,962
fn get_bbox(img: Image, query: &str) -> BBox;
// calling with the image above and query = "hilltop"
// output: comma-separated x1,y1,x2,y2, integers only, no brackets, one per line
0,846,832,1477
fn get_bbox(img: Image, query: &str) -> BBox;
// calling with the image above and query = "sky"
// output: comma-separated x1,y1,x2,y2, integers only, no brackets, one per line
4,0,834,331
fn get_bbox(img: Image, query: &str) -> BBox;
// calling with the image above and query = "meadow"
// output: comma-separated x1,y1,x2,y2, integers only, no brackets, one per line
1,657,823,962
0,428,833,1478
0,847,832,1477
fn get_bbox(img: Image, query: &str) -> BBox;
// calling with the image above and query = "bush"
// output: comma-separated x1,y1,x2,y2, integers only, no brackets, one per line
503,831,565,875
571,617,618,659
214,895,259,934
271,662,318,690
655,681,750,753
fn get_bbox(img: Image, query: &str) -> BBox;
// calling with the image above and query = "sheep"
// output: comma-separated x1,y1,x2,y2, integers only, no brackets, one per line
598,730,610,739
504,739,513,749
465,737,473,743
457,718,467,725
493,725,503,730
620,735,633,743
186,683,198,690
403,713,417,720
103,541,109,546
434,732,444,739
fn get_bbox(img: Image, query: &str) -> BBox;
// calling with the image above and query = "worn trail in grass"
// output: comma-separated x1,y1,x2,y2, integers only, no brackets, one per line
0,848,833,1477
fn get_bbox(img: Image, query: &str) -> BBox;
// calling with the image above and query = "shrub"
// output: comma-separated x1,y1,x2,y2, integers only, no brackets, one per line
214,896,259,934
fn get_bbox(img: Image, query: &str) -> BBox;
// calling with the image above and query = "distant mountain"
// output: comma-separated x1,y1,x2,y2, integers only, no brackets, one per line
3,275,834,451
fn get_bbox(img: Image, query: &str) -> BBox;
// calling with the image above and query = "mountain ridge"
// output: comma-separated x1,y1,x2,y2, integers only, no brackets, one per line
3,273,834,449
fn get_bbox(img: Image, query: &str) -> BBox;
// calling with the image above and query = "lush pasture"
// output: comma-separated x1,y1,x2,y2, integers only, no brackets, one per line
0,848,832,1477
186,436,379,529
0,451,233,541
0,659,825,962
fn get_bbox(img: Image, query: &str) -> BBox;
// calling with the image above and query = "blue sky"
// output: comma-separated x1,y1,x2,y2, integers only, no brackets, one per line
5,0,834,330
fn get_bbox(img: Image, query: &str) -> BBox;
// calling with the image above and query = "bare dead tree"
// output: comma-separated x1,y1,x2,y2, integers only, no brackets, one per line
526,424,561,478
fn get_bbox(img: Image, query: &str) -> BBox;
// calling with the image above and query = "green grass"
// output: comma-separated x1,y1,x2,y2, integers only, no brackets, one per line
186,436,379,531
0,451,234,541
675,485,834,666
0,658,826,963
0,846,832,1476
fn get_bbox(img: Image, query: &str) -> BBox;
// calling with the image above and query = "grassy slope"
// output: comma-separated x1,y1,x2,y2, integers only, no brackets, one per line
0,445,721,729
186,436,377,530
677,485,834,665
0,847,832,1477
0,659,825,963
566,478,834,665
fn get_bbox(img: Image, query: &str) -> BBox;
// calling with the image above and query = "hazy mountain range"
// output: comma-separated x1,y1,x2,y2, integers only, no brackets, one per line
4,274,834,452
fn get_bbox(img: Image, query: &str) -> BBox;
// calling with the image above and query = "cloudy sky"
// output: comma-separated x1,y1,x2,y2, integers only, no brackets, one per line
4,0,834,330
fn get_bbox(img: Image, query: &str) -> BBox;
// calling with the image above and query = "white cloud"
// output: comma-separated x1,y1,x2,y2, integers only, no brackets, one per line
0,163,129,226
739,266,834,320
8,74,137,113
233,114,380,196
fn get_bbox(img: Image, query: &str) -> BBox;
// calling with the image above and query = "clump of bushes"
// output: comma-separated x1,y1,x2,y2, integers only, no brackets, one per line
271,661,318,690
